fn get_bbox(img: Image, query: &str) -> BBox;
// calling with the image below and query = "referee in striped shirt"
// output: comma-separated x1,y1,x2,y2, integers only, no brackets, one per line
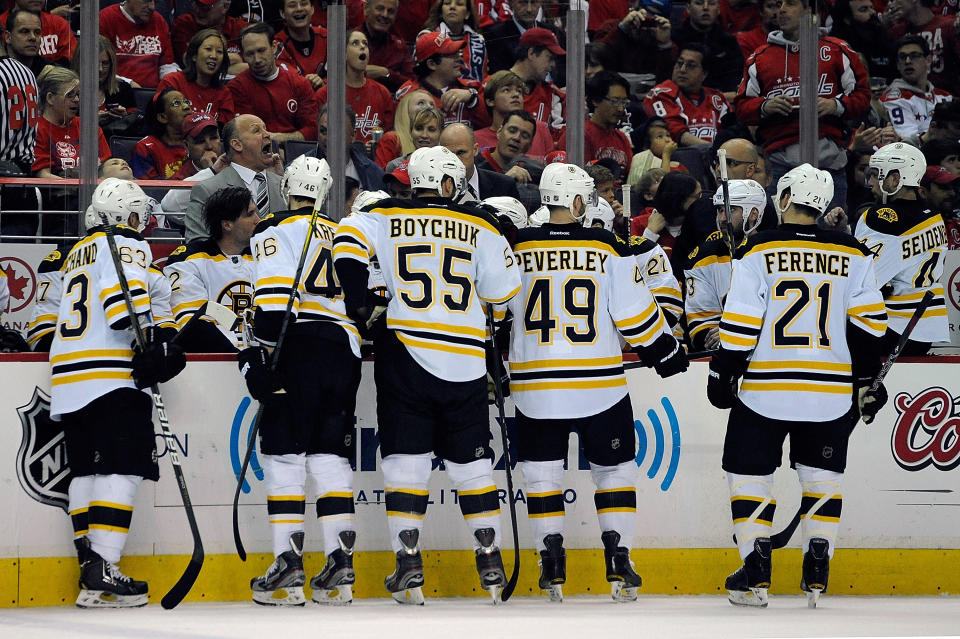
0,54,40,239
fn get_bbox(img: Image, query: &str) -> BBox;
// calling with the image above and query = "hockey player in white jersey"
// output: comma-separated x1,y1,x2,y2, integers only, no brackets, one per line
164,186,258,352
507,163,688,603
333,146,522,604
241,156,362,606
52,178,187,608
684,179,767,351
855,142,948,355
707,165,888,608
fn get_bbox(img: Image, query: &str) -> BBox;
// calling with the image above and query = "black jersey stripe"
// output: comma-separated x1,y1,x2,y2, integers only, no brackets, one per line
398,328,486,349
719,320,762,336
510,366,624,381
52,359,134,375
743,370,851,383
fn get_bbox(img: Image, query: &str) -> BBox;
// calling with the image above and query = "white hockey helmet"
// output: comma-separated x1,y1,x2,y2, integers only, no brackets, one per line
528,205,551,227
407,146,466,196
582,197,616,231
87,177,153,231
774,163,834,217
713,178,767,235
539,163,598,217
351,189,390,215
869,141,926,198
281,155,332,207
483,196,528,228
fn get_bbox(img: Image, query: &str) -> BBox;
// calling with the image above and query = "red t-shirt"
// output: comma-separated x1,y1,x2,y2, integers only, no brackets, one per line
100,4,176,89
558,119,634,176
630,209,677,259
171,160,200,180
228,67,319,139
374,130,402,169
0,11,76,63
390,0,432,43
523,80,565,133
587,0,630,33
474,120,555,163
171,14,249,67
276,26,328,77
315,78,395,143
32,117,110,174
157,72,236,123
132,135,187,179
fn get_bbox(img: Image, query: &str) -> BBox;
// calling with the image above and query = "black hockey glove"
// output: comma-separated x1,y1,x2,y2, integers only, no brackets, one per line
706,357,738,410
485,346,510,404
653,341,688,378
635,333,686,374
0,327,28,353
237,346,284,401
131,326,187,389
856,382,888,425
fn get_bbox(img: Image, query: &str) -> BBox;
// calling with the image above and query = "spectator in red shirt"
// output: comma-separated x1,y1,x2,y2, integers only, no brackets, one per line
736,0,779,61
100,0,180,88
643,44,731,146
476,109,538,186
33,67,110,179
420,0,488,83
172,0,249,76
358,0,414,94
559,71,634,176
508,27,566,136
276,0,327,90
132,88,194,179
720,0,761,33
395,32,490,130
230,22,319,144
588,0,631,36
172,113,224,180
390,0,432,43
316,29,395,148
887,0,960,93
477,70,554,162
373,89,434,168
0,0,76,64
158,29,236,123
632,170,702,272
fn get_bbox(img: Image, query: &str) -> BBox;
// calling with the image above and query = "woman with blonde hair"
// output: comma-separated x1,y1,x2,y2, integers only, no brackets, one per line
71,36,138,135
156,28,235,123
420,0,487,83
383,105,444,173
374,88,434,168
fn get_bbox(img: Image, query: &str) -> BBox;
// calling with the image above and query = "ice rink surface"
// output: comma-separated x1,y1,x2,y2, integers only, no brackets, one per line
1,596,958,639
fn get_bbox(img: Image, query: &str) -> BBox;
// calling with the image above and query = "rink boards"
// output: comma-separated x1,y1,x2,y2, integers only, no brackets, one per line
1,354,959,606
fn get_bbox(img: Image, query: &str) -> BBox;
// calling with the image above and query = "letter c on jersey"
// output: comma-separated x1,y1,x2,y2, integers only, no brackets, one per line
230,397,264,493
634,397,681,492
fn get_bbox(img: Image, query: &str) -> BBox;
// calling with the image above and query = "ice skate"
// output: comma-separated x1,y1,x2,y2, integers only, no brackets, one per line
473,528,507,604
251,532,306,606
311,531,356,605
602,531,642,602
538,534,566,602
725,537,772,608
74,536,93,567
801,537,830,608
76,548,148,608
385,529,425,605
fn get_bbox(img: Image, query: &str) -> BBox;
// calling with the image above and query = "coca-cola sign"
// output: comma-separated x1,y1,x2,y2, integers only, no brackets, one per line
891,388,960,471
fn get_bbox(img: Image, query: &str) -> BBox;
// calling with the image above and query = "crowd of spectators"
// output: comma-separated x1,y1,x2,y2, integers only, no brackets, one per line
3,0,960,346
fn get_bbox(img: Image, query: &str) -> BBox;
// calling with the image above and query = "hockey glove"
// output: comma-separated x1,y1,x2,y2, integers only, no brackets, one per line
131,326,187,389
857,383,888,425
238,346,284,401
653,340,689,378
706,358,738,410
0,327,28,353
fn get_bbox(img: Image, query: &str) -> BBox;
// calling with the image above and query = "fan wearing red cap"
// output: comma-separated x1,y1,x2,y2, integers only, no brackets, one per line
507,27,566,139
419,0,489,83
393,31,490,130
171,113,224,180
172,0,250,73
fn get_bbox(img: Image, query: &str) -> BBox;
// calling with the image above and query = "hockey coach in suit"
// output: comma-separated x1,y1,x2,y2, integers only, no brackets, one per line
185,114,284,242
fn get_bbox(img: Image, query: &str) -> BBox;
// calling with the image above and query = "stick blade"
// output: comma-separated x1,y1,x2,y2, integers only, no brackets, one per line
160,551,204,609
500,564,520,602
233,497,247,561
204,300,240,331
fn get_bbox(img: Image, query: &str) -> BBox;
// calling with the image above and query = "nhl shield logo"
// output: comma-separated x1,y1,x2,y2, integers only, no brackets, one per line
16,387,70,512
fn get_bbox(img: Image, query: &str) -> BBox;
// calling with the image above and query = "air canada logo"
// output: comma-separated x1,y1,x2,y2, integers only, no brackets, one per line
16,387,70,512
891,387,960,472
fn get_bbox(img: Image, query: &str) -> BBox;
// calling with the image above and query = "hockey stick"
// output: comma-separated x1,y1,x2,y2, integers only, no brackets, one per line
715,149,738,259
98,218,204,609
622,349,718,370
170,301,239,346
485,304,521,602
232,198,325,561
752,292,935,550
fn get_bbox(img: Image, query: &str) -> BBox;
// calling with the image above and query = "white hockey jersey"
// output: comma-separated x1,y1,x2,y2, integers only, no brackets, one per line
27,245,70,350
854,200,948,343
333,197,521,382
684,231,732,350
720,224,887,421
250,210,361,356
629,236,683,327
507,224,673,419
49,226,154,419
879,79,952,143
164,238,255,347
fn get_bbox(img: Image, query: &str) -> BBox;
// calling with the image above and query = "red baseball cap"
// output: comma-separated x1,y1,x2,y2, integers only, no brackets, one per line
182,113,218,139
545,150,567,164
518,28,565,56
922,165,960,186
415,31,465,63
385,162,411,186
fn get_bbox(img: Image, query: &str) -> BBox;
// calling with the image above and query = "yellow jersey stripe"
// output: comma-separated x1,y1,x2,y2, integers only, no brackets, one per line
51,349,134,364
720,333,756,347
743,240,866,258
479,285,521,304
388,318,486,339
90,501,134,511
267,495,307,501
740,382,851,394
722,311,763,327
385,487,430,496
747,360,851,372
396,332,484,358
902,215,945,238
318,492,354,499
51,371,133,386
509,356,623,371
511,378,627,392
514,240,617,253
458,485,497,497
377,206,499,235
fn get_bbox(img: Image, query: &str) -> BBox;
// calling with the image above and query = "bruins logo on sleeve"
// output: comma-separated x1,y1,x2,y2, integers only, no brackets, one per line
170,245,187,257
876,207,898,223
